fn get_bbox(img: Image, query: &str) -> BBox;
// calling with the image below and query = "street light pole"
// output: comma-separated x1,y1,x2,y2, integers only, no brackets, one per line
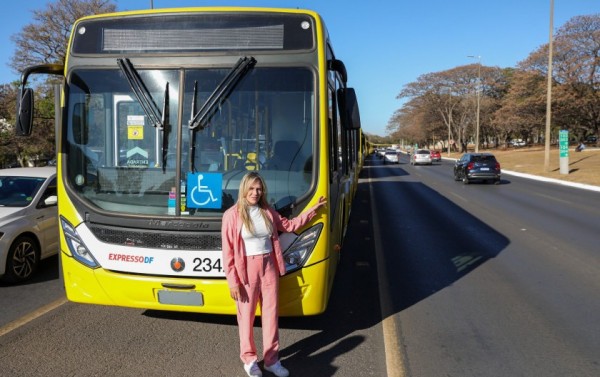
544,0,554,172
448,108,452,157
443,86,453,157
468,55,481,153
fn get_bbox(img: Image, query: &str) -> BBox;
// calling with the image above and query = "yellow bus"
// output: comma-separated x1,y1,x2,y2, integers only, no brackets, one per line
15,7,361,316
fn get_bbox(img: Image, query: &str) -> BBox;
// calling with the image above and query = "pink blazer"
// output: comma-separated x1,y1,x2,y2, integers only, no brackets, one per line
221,203,320,289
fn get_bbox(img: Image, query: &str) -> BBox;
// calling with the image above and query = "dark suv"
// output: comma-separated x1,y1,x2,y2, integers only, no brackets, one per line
454,153,501,184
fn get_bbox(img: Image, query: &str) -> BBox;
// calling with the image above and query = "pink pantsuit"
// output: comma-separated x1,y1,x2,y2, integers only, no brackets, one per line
221,203,320,365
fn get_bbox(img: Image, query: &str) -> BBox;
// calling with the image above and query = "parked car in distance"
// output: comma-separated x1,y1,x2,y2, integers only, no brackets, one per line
383,149,400,164
0,167,58,283
509,139,526,147
453,153,501,185
411,149,432,165
430,150,441,162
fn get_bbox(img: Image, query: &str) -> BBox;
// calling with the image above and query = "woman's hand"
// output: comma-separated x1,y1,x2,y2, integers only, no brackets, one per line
315,196,327,210
230,285,241,301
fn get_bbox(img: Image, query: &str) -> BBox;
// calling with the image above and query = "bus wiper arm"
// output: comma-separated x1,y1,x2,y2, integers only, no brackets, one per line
189,56,256,131
118,58,171,169
189,81,199,172
117,58,164,129
161,82,170,171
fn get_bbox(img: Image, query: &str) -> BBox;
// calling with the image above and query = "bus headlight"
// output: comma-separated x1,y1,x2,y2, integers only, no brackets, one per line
283,223,323,273
60,216,99,268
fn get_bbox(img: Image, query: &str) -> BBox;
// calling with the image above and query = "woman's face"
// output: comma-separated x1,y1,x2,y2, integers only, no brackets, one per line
245,178,263,206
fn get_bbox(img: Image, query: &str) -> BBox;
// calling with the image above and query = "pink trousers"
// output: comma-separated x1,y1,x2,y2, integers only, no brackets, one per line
237,252,280,366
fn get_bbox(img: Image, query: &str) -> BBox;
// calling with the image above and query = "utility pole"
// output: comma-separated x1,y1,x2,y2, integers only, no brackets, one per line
468,55,481,153
544,0,554,172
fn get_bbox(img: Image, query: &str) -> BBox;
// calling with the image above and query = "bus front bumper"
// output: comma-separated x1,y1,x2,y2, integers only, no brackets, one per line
61,252,331,316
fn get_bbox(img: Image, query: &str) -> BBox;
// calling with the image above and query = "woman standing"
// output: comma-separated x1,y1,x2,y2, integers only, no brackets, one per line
221,172,326,377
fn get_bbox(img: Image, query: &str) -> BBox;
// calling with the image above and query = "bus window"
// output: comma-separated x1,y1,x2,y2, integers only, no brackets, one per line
66,69,180,215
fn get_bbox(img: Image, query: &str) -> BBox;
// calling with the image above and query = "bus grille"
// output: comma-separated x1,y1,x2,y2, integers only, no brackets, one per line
88,224,221,251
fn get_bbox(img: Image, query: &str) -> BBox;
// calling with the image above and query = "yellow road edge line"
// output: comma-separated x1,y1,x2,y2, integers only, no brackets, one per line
0,297,68,337
367,163,406,377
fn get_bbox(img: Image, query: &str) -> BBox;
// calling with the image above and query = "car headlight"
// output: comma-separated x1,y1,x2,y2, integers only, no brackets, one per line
60,216,99,268
282,223,323,273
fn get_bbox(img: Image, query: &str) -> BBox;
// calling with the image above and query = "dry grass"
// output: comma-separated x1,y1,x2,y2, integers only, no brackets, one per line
447,146,600,187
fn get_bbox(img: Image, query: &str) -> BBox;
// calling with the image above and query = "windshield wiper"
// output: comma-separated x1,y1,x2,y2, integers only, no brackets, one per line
117,58,164,128
161,83,170,170
188,56,256,172
117,58,170,170
189,56,256,131
189,80,199,172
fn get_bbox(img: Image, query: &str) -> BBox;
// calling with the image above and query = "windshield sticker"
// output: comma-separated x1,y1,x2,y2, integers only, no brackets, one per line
126,146,149,167
127,115,145,140
187,173,223,209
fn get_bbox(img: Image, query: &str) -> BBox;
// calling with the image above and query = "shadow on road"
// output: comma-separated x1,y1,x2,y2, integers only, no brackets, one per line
144,154,509,376
368,155,509,313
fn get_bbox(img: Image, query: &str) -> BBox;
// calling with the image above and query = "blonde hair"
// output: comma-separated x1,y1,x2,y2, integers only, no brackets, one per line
238,172,273,235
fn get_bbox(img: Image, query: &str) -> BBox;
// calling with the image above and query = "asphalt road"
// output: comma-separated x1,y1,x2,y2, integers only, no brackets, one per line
0,154,598,376
0,169,387,377
373,153,599,376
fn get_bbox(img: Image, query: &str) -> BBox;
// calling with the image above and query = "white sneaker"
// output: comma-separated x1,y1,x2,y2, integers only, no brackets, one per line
244,361,263,377
264,360,289,377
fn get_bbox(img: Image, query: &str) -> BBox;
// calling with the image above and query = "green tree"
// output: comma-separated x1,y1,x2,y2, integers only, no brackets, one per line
4,0,116,166
518,13,600,141
1,83,18,167
392,64,504,152
385,14,600,146
493,70,547,144
10,0,116,73
0,82,57,167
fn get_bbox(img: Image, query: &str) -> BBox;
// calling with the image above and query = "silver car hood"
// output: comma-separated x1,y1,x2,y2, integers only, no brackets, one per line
0,207,26,223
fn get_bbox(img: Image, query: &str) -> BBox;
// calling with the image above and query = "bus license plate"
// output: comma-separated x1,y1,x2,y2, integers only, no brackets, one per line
158,290,204,306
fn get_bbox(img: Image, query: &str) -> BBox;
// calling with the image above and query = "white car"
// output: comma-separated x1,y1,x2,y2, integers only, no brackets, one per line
0,167,58,283
383,150,399,164
410,149,433,165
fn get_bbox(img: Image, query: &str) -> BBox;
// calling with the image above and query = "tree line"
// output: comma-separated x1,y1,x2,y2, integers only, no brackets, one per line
384,14,600,152
0,2,598,166
0,0,115,168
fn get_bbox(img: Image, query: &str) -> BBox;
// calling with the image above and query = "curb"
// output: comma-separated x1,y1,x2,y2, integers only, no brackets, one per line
501,170,600,193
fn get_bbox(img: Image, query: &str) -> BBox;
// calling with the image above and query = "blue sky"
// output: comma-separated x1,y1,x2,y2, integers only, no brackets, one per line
2,0,598,136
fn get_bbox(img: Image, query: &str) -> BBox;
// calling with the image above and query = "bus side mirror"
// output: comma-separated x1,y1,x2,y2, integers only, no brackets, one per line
337,87,361,130
14,63,64,137
16,88,34,136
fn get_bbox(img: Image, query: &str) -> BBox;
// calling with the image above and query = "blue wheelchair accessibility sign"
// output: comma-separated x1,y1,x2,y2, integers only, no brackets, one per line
187,173,222,209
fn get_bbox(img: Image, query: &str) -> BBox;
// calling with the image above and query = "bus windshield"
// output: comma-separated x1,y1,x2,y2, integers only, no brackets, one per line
65,66,315,216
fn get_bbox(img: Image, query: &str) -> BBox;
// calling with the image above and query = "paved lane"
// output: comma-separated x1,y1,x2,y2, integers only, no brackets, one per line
369,153,600,377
